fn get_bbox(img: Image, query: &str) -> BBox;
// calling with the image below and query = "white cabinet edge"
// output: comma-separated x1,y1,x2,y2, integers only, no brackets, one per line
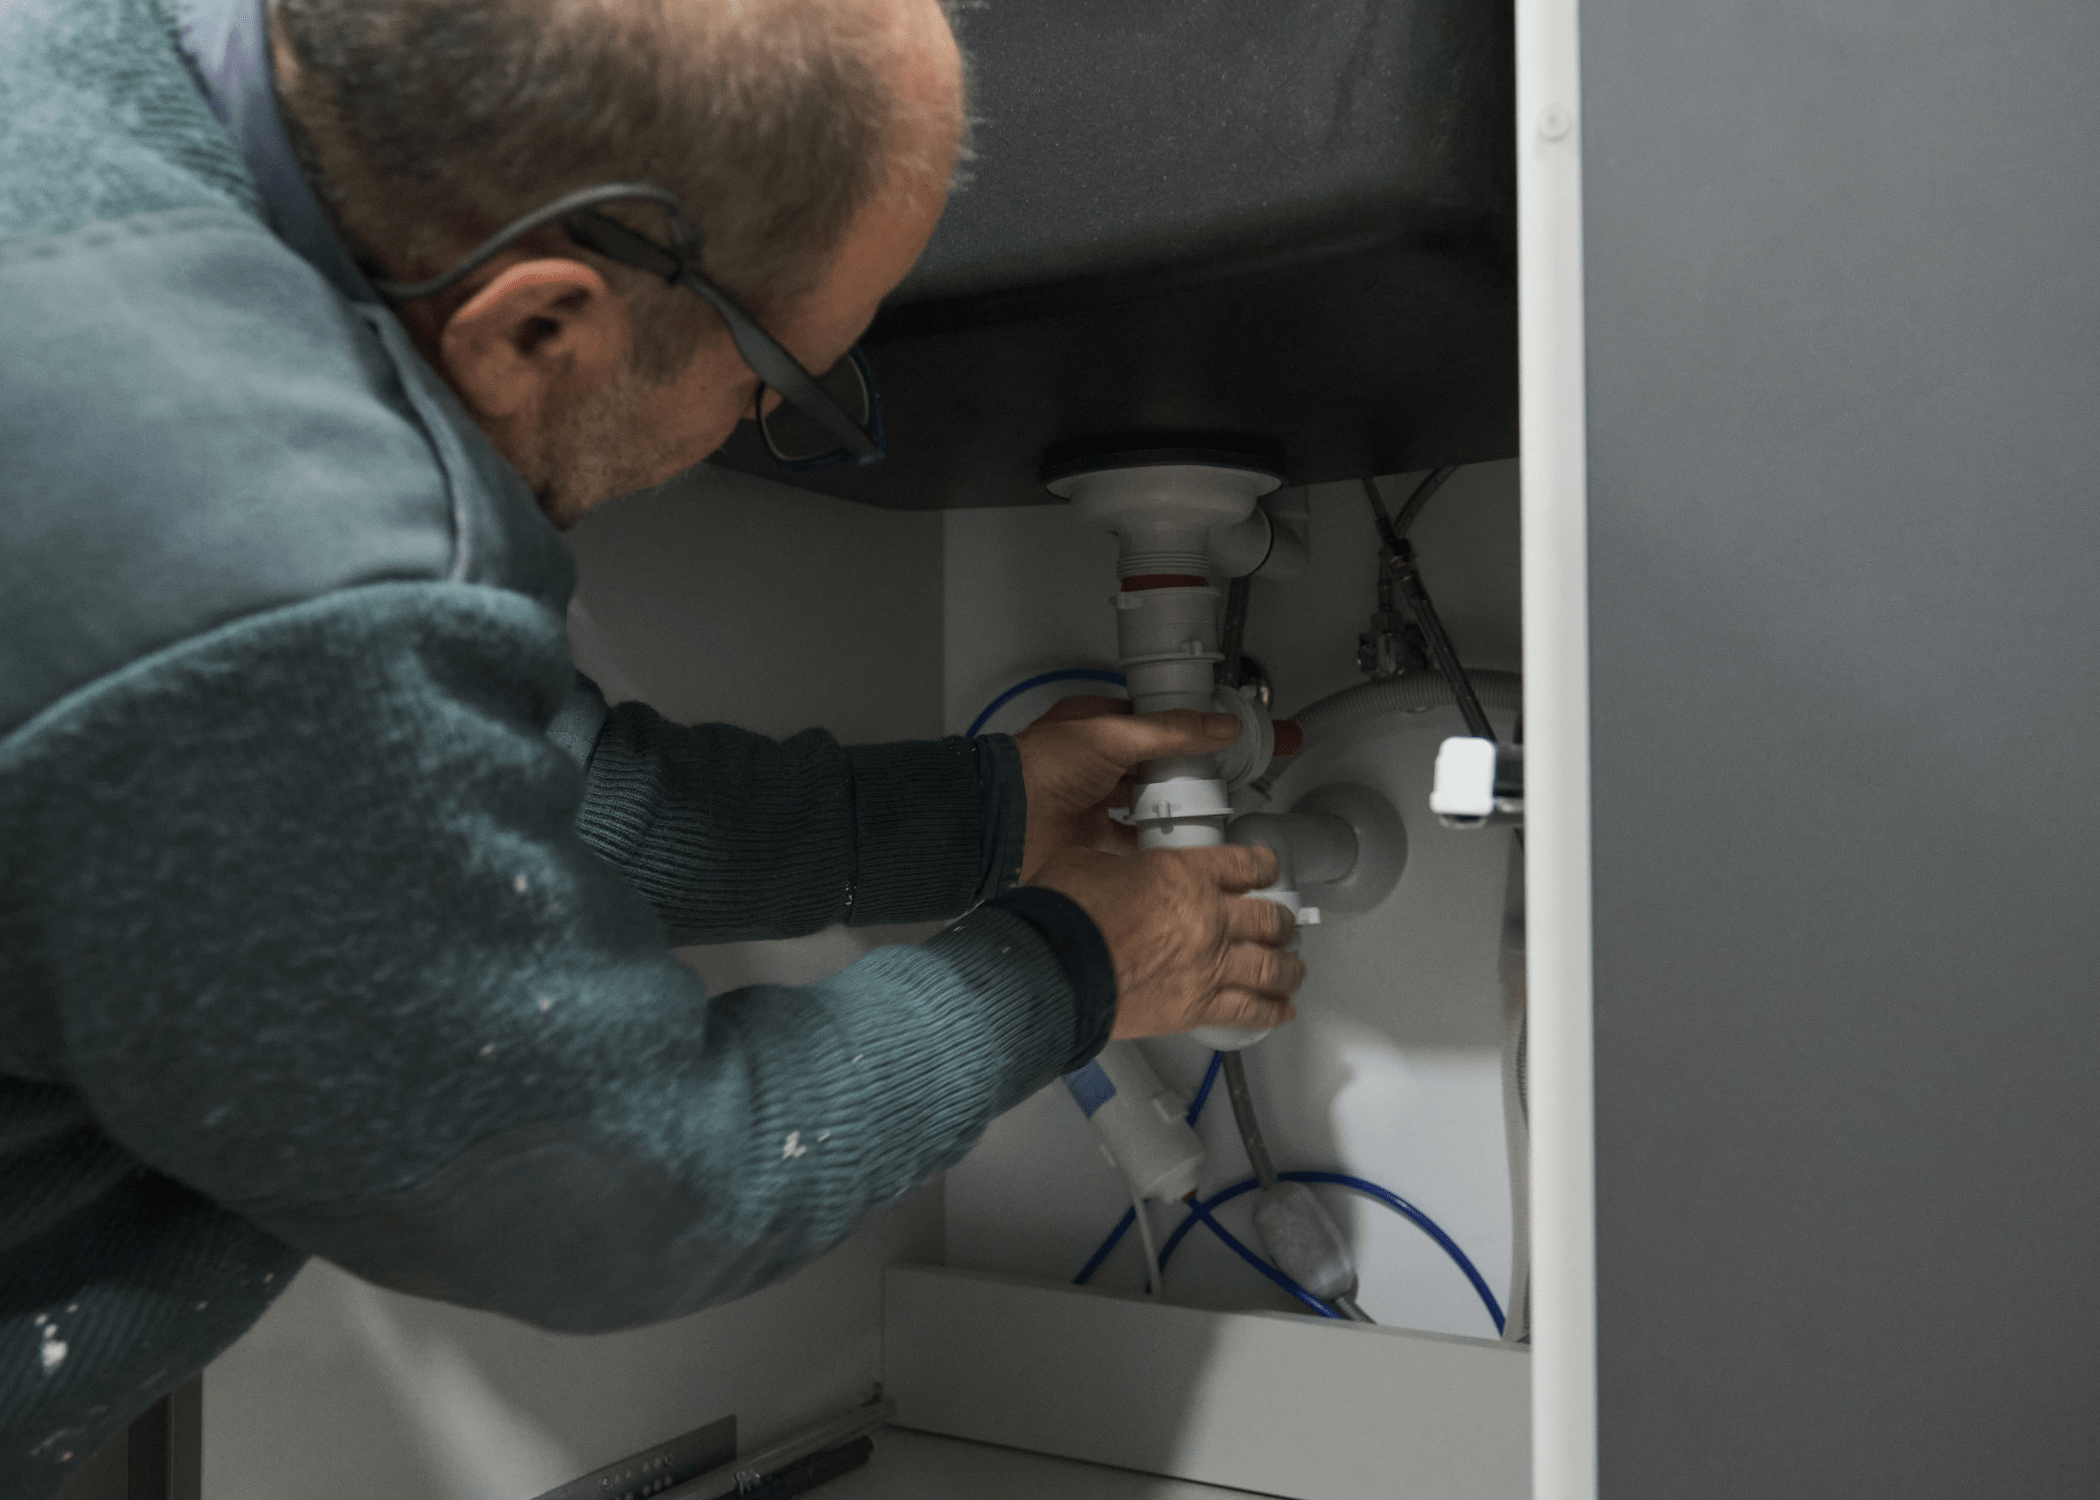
882,1265,1529,1500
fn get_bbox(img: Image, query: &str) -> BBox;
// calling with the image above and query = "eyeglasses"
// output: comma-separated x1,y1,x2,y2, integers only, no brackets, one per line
752,345,885,473
371,182,887,474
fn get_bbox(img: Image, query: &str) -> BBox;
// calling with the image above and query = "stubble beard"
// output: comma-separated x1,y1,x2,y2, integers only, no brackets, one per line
529,360,691,530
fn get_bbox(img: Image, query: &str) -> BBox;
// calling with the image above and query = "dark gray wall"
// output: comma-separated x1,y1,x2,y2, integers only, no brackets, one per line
1582,2,2100,1495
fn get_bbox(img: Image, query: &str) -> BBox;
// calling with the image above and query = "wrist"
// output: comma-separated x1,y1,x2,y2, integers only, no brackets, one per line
973,733,1029,901
986,885,1117,1070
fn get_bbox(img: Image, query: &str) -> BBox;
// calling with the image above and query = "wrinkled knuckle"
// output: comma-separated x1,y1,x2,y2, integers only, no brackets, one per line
1242,899,1280,943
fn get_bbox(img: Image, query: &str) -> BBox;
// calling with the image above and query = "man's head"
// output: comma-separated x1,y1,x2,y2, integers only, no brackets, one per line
272,0,967,526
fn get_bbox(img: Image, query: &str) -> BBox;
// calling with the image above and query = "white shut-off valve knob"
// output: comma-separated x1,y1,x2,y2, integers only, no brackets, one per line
1430,735,1497,818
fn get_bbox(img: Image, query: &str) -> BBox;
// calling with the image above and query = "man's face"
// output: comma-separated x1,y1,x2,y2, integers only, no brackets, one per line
519,1,964,528
529,175,954,528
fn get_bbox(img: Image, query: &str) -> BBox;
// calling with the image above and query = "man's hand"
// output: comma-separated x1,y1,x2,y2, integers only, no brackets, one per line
1010,696,1241,880
1032,844,1305,1038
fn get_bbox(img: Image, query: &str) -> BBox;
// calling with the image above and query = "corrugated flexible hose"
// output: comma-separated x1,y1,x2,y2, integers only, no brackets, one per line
1252,669,1523,799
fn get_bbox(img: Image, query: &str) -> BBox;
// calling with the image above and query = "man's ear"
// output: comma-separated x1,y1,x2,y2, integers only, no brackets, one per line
437,259,625,421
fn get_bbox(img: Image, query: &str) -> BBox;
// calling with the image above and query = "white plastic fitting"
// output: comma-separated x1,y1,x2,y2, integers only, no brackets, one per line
1257,488,1311,584
1212,681,1277,792
1048,461,1281,582
1062,1040,1206,1203
1184,812,1352,1051
1050,458,1283,848
1052,455,1313,1052
1227,810,1359,924
1189,785,1409,1051
1208,490,1312,584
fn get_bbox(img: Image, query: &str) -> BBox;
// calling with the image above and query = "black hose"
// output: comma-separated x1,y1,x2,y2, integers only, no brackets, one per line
1394,550,1496,743
1359,476,1497,744
1220,1052,1279,1191
1388,465,1458,541
1218,574,1251,691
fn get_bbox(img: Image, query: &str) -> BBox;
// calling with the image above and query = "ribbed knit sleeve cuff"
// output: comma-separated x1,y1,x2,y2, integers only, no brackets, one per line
984,886,1117,1071
839,736,990,924
547,673,609,771
974,733,1028,902
916,897,1115,1104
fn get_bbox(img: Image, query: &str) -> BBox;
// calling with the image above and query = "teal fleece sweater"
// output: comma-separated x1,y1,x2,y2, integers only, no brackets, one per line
0,0,1112,1492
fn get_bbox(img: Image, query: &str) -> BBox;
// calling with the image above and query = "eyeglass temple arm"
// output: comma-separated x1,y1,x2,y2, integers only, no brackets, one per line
369,182,878,463
371,182,683,302
563,212,878,460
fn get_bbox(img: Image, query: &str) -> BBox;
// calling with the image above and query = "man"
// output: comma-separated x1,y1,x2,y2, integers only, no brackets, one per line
0,0,1305,1490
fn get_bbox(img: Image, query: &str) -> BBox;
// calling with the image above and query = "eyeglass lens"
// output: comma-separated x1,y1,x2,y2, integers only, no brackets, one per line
760,357,871,461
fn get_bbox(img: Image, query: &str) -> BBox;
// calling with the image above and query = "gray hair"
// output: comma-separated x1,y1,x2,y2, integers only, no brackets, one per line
274,0,963,376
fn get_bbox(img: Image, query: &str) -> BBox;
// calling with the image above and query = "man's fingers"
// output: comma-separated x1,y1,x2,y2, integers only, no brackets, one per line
1203,985,1299,1033
1219,942,1307,1003
1227,894,1297,948
1176,842,1279,892
1097,819,1140,856
1077,708,1241,768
